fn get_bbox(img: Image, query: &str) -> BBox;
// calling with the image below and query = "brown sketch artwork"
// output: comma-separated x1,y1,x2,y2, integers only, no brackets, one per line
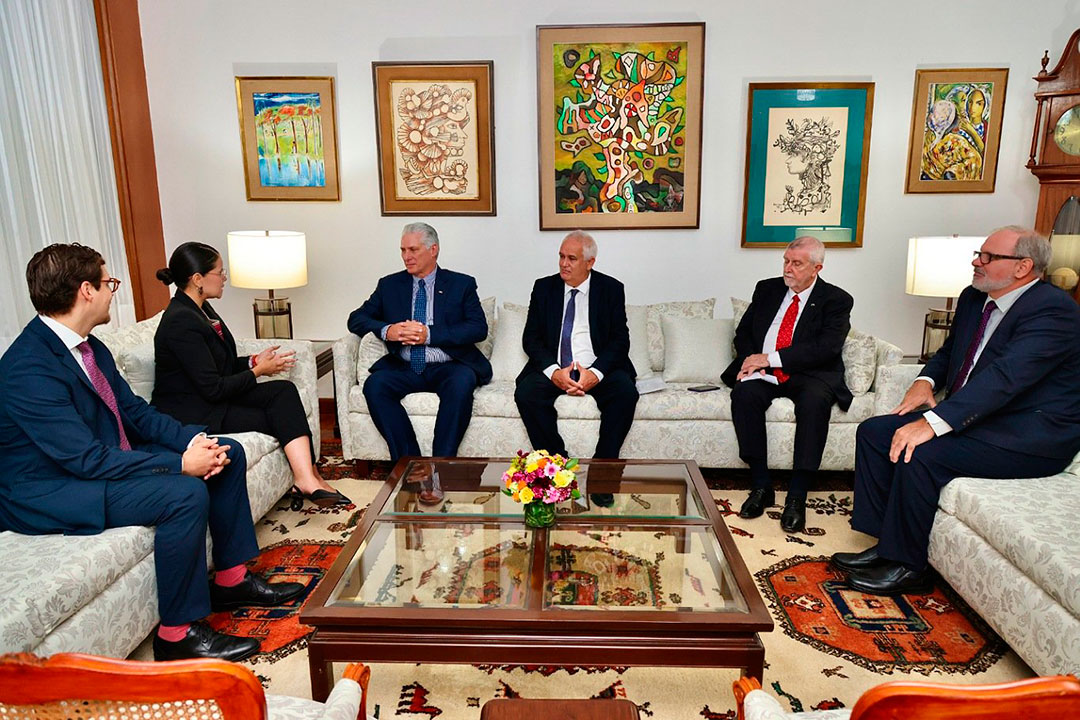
395,83,472,196
773,117,841,216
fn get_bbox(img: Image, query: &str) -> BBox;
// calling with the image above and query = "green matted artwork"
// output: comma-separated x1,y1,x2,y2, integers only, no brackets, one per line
536,23,705,230
741,82,874,248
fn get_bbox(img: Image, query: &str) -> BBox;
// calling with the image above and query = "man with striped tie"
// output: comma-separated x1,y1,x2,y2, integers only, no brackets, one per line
722,236,854,534
0,243,304,662
348,223,491,462
832,227,1080,595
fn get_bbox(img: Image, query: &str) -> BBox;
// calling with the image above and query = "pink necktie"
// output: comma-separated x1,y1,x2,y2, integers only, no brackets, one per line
950,300,998,395
76,341,132,450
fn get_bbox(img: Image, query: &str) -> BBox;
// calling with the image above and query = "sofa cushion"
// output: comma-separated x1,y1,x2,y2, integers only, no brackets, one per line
116,342,156,401
356,333,389,377
0,526,154,652
660,317,733,383
646,299,716,372
477,296,495,359
490,304,528,381
938,473,1080,618
627,305,652,380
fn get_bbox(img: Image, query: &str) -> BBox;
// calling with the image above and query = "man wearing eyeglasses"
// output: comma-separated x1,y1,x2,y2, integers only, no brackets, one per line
0,243,303,662
831,226,1080,595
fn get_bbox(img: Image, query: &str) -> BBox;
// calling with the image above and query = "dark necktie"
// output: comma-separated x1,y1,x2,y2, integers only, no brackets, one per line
76,341,132,450
772,294,800,383
950,300,998,395
411,280,427,374
559,289,579,369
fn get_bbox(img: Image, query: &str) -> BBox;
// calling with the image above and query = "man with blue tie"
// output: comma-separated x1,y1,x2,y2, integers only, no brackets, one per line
348,223,491,462
515,231,638,459
833,227,1080,595
0,243,304,662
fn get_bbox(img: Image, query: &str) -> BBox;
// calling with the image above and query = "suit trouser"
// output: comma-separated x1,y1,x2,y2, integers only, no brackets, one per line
730,373,835,494
852,413,1069,570
213,380,317,460
514,369,639,459
103,440,257,625
363,361,479,461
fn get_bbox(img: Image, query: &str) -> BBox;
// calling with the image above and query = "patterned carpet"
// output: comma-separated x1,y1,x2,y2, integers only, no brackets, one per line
133,442,1033,717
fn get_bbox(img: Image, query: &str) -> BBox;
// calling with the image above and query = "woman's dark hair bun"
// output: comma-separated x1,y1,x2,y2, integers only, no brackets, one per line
156,268,174,285
164,242,220,290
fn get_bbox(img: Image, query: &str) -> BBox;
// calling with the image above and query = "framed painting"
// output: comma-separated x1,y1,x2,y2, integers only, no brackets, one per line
536,23,705,230
235,76,340,201
904,68,1008,194
372,61,495,216
741,82,874,248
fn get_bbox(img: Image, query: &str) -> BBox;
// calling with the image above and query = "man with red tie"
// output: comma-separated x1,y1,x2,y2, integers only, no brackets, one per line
0,243,304,661
833,227,1080,595
722,236,854,533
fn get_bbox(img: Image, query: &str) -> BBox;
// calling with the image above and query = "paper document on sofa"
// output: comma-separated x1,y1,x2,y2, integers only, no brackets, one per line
740,372,779,385
635,376,668,394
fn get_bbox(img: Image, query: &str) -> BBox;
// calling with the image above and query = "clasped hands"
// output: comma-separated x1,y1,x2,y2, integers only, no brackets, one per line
182,434,231,480
888,379,938,463
386,320,428,346
735,353,771,380
552,361,598,396
252,345,296,377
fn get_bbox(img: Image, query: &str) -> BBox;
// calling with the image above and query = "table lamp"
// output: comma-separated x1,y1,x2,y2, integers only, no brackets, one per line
227,230,308,339
905,235,983,361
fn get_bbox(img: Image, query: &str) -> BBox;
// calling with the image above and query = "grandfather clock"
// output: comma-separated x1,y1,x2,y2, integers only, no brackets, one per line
1027,28,1080,302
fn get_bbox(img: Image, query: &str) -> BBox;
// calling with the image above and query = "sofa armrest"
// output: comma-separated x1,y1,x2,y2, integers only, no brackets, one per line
872,363,925,416
874,338,904,369
236,338,320,451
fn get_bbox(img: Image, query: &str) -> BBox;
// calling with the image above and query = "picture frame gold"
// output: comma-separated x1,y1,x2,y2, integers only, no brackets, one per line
235,76,340,201
372,61,496,216
904,67,1009,194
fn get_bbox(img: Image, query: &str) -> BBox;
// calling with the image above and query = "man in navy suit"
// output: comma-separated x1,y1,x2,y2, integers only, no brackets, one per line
0,243,304,662
722,236,853,533
348,223,491,462
515,231,638,459
833,227,1080,595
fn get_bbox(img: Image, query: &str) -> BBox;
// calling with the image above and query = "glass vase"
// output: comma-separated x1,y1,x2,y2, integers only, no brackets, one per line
523,501,556,529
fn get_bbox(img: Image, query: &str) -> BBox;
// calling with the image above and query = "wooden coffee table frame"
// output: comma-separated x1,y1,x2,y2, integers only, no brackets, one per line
302,458,773,701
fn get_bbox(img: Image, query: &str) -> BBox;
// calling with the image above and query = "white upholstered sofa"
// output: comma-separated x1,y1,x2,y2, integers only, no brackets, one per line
334,297,905,470
0,313,319,658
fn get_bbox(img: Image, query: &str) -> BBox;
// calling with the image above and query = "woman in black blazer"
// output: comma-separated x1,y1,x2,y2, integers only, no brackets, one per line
152,242,349,507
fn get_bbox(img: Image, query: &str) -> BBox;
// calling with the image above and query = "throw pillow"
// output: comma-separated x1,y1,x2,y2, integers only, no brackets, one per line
843,328,877,395
356,332,389,377
477,296,496,359
646,298,716,372
730,297,750,328
490,304,529,382
117,342,156,401
660,317,734,383
626,304,652,379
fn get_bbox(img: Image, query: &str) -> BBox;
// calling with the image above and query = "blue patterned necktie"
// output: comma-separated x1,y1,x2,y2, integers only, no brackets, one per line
411,279,427,374
559,289,578,368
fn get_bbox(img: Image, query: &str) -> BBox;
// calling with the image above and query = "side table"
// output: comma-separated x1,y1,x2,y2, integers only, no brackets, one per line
311,341,339,439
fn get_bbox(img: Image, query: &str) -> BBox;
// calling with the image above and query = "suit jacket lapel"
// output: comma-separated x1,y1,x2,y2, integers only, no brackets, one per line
433,270,446,328
755,282,786,346
792,281,824,343
399,272,415,321
30,317,99,399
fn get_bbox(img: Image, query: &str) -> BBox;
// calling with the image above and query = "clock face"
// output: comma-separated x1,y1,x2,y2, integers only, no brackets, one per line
1054,106,1080,156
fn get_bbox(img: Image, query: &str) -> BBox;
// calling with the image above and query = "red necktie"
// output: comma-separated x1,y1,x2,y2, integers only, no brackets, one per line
76,341,132,450
772,295,800,383
210,319,225,341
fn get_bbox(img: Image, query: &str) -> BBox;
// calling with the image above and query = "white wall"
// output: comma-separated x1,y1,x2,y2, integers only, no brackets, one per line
137,0,1080,354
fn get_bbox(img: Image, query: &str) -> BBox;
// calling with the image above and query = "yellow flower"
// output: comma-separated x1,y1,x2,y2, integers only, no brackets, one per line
525,462,538,474
519,487,535,504
553,470,572,488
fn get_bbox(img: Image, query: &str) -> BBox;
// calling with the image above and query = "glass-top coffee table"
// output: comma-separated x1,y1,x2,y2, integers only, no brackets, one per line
301,458,773,700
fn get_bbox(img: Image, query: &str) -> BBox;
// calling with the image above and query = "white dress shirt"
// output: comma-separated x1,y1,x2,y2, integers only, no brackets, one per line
39,314,91,380
543,273,604,382
921,278,1039,436
763,279,816,368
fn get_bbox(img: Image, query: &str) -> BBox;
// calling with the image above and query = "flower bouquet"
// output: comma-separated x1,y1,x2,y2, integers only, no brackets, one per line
502,450,580,528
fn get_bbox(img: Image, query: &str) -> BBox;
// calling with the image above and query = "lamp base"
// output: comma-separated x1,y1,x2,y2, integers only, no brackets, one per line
253,296,293,339
919,307,955,363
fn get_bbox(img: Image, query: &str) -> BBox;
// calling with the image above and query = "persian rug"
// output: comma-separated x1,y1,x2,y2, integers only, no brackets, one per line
131,443,1032,718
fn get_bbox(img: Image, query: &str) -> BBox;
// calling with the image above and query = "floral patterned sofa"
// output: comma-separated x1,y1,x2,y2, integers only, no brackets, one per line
875,364,1080,676
334,297,905,470
0,313,319,658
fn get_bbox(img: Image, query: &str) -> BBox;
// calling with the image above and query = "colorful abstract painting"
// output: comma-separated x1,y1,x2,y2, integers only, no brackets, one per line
905,68,1008,194
235,76,339,201
538,24,704,229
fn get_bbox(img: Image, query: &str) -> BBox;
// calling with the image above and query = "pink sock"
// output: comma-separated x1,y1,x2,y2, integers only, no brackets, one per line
157,623,190,642
214,564,247,587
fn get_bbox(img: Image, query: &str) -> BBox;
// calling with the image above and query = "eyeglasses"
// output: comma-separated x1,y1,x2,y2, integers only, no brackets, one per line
205,270,228,281
973,251,1026,264
102,278,122,293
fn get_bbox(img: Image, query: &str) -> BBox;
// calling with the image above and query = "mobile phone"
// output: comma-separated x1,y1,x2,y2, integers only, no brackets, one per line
687,384,721,392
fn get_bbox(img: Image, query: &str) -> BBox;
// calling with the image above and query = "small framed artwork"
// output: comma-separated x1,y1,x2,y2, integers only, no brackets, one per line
536,23,706,230
904,68,1009,194
372,61,496,216
741,82,874,248
235,76,340,201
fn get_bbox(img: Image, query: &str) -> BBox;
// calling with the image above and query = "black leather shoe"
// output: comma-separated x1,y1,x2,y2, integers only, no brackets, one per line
738,488,775,519
210,573,307,611
846,562,934,596
290,485,351,510
153,622,260,662
831,545,888,574
780,496,806,533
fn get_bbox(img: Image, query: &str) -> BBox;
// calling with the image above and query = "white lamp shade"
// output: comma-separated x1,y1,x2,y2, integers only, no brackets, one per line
227,231,308,290
905,236,983,298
